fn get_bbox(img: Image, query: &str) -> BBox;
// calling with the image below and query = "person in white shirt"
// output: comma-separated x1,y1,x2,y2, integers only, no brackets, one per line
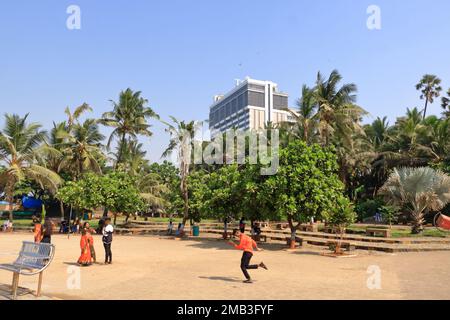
102,218,114,264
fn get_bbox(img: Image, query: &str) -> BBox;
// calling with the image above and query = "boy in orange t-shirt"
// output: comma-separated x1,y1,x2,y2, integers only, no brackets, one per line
228,229,268,283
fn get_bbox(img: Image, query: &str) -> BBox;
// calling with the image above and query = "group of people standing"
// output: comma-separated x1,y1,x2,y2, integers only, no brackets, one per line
33,216,54,244
32,216,114,266
78,217,114,266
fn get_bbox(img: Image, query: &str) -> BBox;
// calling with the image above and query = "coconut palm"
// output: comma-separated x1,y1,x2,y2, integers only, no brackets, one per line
58,118,105,179
100,88,159,165
364,117,390,151
283,85,317,144
442,88,450,118
416,74,442,120
313,70,362,146
0,114,62,221
162,117,199,225
379,167,450,234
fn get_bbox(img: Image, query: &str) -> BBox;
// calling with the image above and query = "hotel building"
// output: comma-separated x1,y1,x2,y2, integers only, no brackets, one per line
208,77,296,137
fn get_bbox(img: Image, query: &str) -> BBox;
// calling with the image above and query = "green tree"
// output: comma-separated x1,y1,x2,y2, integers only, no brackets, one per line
314,70,361,146
101,88,158,165
162,117,199,225
379,167,450,234
416,74,442,120
322,195,356,254
0,114,62,221
266,141,345,248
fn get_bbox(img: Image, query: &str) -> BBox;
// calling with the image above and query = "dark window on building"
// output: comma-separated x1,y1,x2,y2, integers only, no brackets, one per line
273,95,288,110
248,91,265,108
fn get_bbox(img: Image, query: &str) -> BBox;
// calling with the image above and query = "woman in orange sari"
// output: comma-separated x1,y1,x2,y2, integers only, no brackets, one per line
77,228,92,266
84,222,96,264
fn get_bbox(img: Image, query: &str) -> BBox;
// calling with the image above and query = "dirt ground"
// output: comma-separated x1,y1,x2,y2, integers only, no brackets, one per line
0,233,449,300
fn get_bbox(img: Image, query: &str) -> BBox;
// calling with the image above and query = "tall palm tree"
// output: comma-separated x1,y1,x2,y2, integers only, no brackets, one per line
284,85,317,144
100,88,159,165
58,118,105,179
313,70,361,146
442,88,450,118
162,117,198,225
0,114,62,221
416,74,442,120
379,167,450,234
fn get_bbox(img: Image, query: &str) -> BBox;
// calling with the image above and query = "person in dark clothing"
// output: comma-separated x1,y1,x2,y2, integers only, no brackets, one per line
102,218,113,264
41,218,54,244
239,217,246,233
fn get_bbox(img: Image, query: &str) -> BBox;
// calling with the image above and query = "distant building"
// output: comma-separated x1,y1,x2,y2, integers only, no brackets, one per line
208,77,296,137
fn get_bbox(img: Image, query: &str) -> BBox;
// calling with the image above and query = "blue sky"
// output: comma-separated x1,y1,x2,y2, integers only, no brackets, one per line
1,0,449,162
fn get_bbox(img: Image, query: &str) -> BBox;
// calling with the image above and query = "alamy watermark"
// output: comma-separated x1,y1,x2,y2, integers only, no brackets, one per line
367,5,381,30
171,123,279,176
366,265,382,290
66,5,81,30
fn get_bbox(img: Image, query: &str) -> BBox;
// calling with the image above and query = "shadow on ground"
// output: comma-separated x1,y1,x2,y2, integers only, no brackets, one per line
198,276,243,283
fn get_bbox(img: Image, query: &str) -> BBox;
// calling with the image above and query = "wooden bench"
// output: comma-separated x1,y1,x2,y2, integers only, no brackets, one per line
299,224,319,233
326,241,355,252
0,241,55,300
252,234,270,243
366,227,391,238
323,226,346,234
276,223,288,230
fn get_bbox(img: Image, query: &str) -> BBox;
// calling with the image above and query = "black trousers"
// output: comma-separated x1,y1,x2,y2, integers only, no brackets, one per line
103,243,112,263
240,251,258,280
41,236,51,244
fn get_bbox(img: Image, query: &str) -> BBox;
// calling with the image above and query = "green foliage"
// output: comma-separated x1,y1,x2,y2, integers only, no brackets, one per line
323,196,356,229
57,172,144,216
266,141,345,227
355,198,385,222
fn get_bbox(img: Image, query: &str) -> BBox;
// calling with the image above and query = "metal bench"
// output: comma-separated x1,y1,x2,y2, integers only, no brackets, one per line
0,241,55,300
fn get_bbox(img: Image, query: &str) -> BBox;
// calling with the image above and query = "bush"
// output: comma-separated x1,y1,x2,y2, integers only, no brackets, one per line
355,198,385,222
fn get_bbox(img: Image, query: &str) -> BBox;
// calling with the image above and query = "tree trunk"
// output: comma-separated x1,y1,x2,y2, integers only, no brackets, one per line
113,214,117,226
223,220,228,239
423,99,429,120
59,201,65,220
335,226,344,255
6,184,14,222
103,207,109,218
181,176,189,226
411,211,425,234
116,132,127,166
288,217,298,249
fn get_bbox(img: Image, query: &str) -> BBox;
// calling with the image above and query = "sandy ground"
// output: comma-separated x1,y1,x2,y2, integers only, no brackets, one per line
0,233,449,300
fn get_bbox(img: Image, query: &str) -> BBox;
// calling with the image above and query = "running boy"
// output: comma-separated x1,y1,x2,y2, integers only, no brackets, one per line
228,229,268,283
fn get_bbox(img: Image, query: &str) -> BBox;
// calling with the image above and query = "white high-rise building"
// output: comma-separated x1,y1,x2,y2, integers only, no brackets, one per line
209,77,295,137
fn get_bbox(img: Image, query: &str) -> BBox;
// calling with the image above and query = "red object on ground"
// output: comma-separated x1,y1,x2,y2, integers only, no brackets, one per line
436,214,450,231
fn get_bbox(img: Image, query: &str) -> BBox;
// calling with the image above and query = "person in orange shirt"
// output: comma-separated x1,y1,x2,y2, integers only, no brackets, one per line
33,218,43,243
228,229,268,283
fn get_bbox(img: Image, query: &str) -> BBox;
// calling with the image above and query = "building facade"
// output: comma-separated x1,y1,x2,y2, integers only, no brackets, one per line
208,77,295,137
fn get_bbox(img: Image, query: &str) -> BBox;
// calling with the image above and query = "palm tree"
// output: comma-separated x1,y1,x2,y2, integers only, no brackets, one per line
313,70,361,146
379,167,450,234
442,88,450,118
0,114,62,221
416,74,442,120
58,118,105,179
284,85,317,144
100,88,159,165
162,117,198,225
365,117,390,151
